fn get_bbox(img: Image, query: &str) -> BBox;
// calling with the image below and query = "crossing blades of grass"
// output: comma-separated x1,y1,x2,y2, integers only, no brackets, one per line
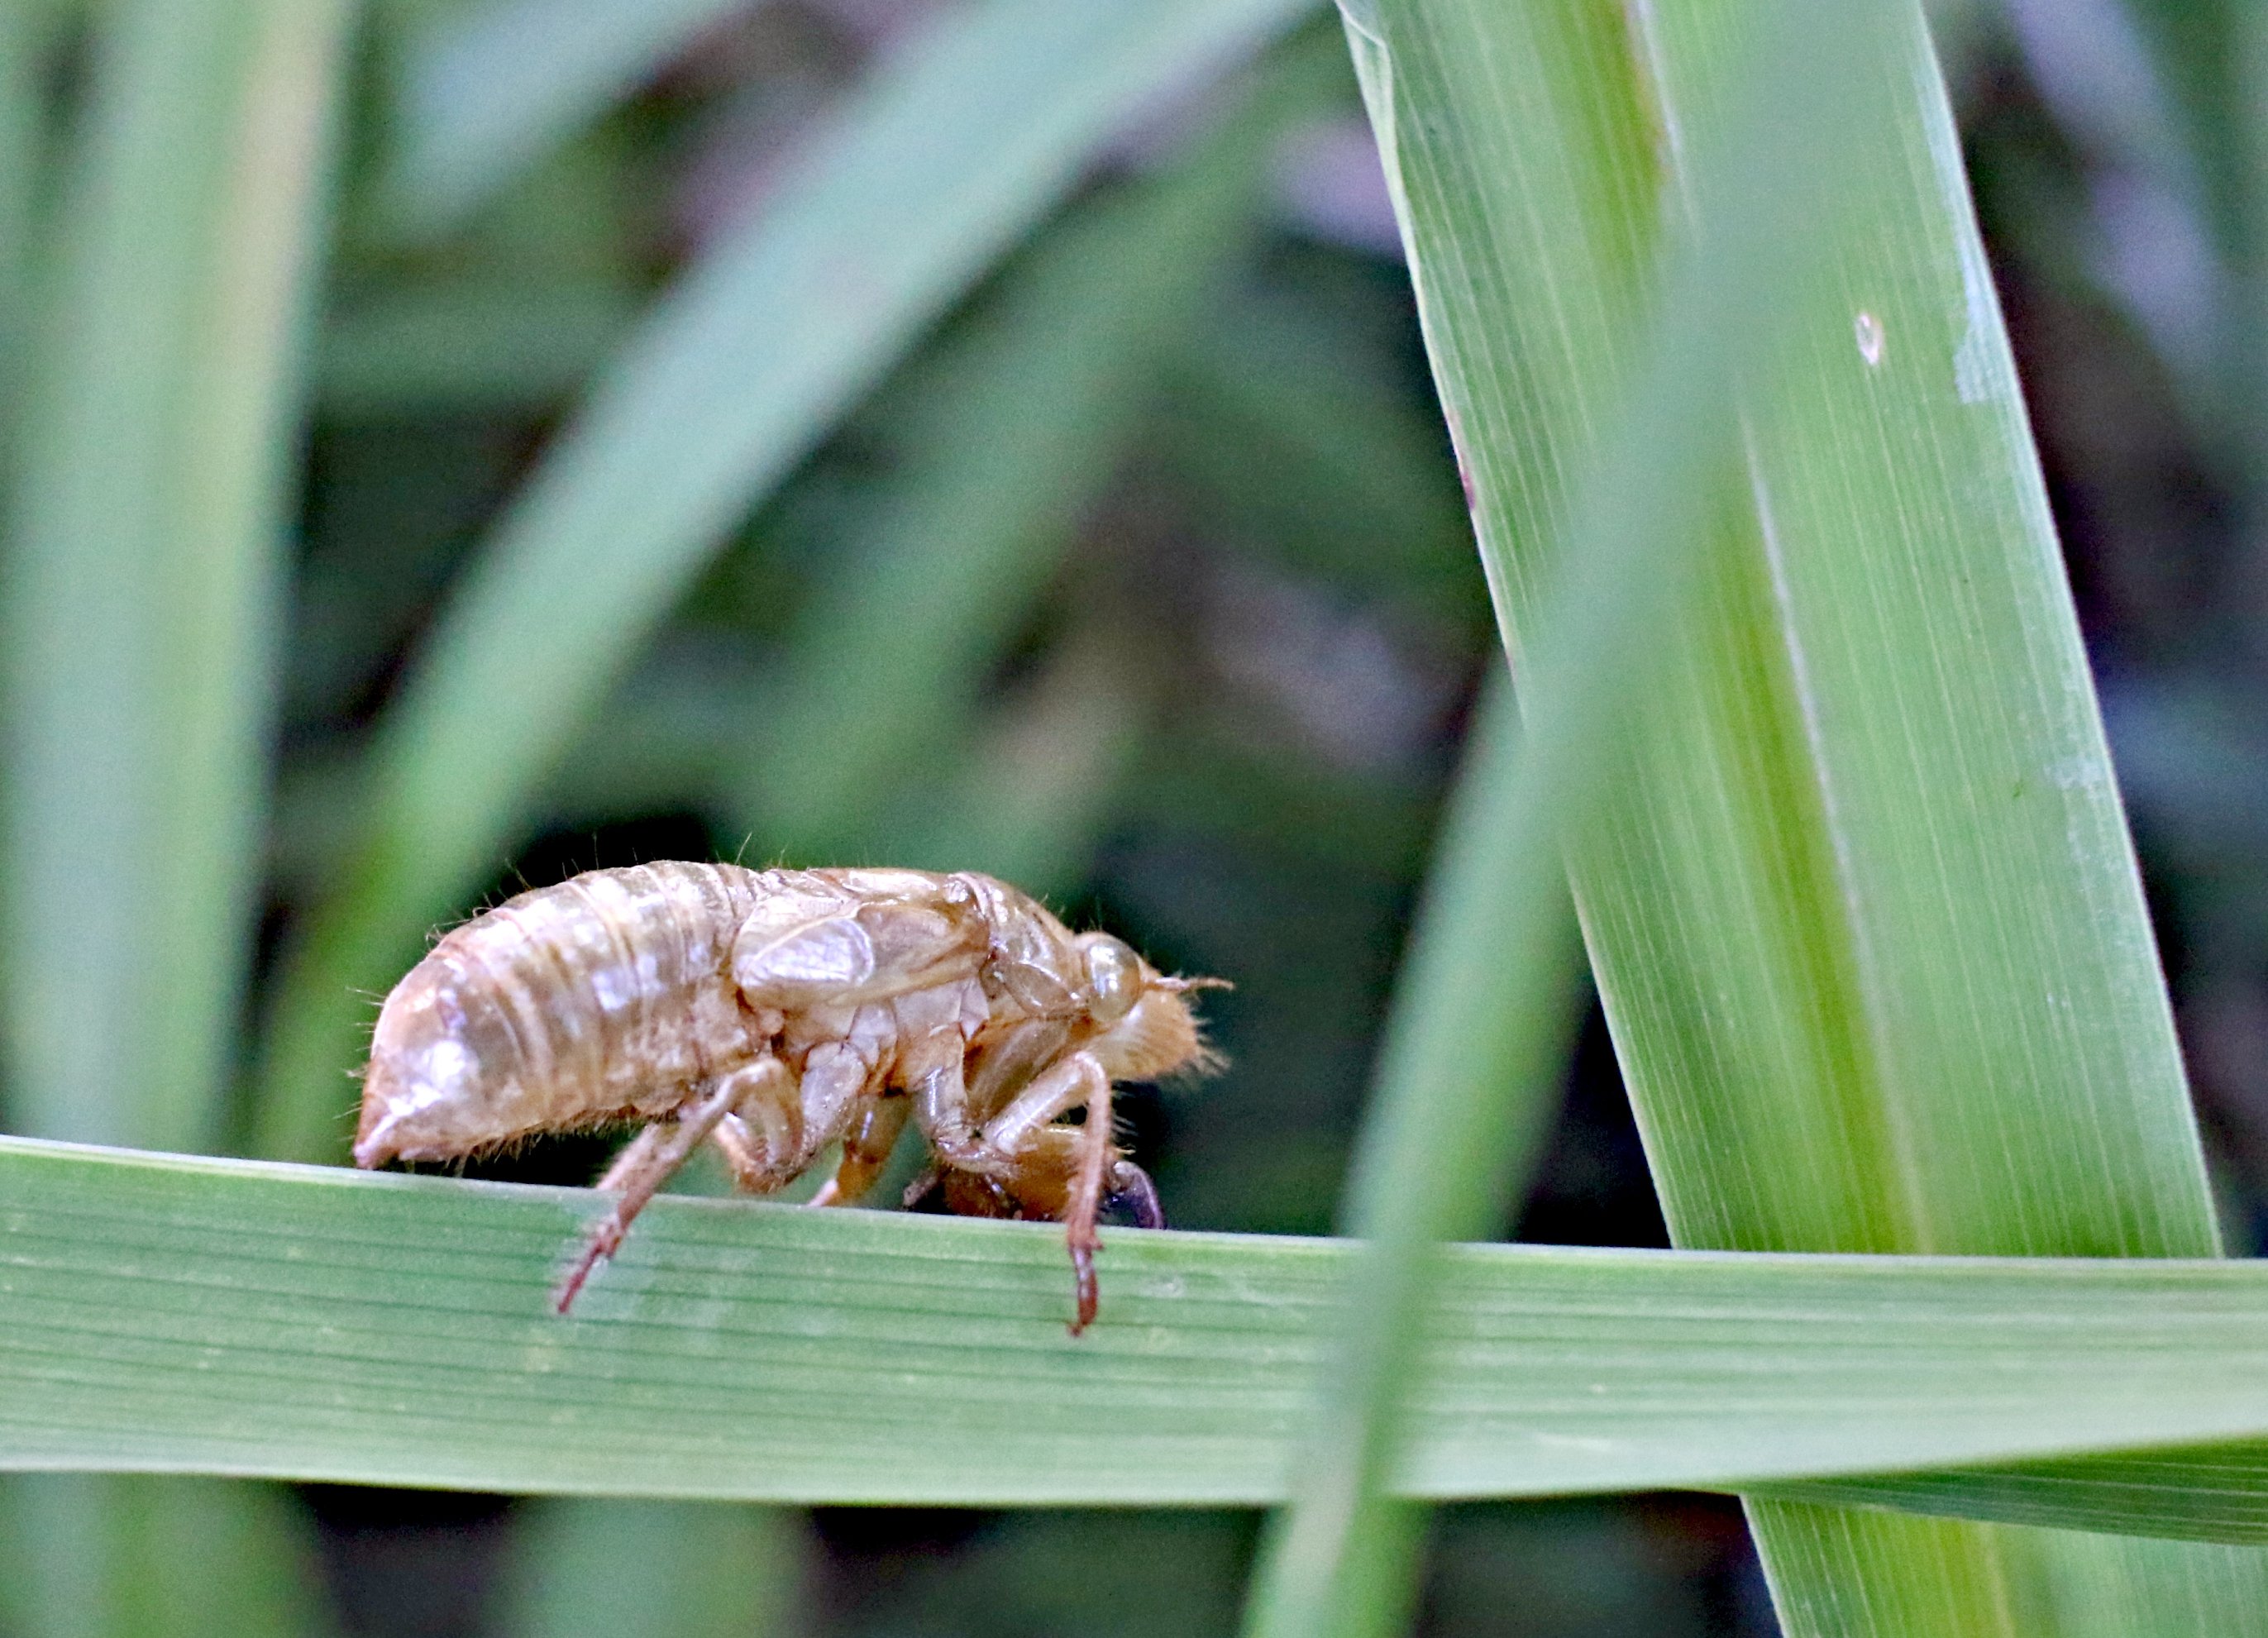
1239,2,1925,1631
1339,0,2268,1631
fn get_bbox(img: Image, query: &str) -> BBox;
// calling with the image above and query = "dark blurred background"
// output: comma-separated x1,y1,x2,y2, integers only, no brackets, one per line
8,0,2268,1633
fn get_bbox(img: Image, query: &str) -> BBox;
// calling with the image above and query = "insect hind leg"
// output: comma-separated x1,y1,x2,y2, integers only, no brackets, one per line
555,1074,745,1313
595,1123,667,1191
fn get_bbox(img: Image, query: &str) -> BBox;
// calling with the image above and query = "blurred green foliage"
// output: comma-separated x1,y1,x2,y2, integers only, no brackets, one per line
7,0,2268,1634
6,0,1513,1632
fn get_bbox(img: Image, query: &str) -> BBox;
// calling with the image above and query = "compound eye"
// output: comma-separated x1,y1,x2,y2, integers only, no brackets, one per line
1080,934,1143,1025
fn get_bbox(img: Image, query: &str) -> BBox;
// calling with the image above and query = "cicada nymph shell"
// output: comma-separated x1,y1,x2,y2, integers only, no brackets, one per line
356,862,1221,1332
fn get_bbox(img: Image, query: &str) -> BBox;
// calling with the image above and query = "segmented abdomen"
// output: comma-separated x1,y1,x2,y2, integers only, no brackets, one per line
356,862,766,1164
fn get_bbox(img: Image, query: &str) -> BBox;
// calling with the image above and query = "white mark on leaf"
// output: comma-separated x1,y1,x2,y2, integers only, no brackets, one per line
1855,310,1885,366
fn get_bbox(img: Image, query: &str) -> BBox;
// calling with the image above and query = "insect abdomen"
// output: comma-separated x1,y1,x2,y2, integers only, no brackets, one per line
356,862,766,1164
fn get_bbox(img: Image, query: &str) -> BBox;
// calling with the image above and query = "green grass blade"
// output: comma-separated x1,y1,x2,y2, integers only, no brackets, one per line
1605,0,2209,1260
0,1473,336,1638
253,0,1316,1166
0,0,64,460
1626,2,2254,1625
1348,0,2262,1628
0,5,352,1631
380,0,752,238
26,1137,2268,1527
1764,1450,2268,1547
2,0,350,1153
1242,679,1582,1638
499,1497,807,1638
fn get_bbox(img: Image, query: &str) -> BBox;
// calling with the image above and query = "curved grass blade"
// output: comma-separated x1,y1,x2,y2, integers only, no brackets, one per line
721,47,1330,862
490,98,1263,861
253,0,1318,1166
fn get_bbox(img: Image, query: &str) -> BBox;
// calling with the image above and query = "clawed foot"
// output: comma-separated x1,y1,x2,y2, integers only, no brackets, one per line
1105,1160,1163,1230
553,1213,623,1313
1067,1234,1099,1337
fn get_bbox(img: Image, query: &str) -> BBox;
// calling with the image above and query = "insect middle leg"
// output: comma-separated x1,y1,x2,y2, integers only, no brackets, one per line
909,1037,1011,1178
907,1020,1069,1214
709,1041,867,1194
807,1092,911,1207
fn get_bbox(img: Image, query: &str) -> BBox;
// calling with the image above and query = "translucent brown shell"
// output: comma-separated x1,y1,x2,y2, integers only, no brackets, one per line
356,862,1222,1333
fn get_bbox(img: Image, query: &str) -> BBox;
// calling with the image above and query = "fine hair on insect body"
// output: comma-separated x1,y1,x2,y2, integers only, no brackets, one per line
354,862,1223,1332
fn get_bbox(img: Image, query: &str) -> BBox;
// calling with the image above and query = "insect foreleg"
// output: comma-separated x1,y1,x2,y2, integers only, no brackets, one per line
707,1056,802,1192
980,1049,1108,1157
555,1072,747,1313
961,1019,1075,1129
963,1049,1114,1334
1062,1057,1113,1337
